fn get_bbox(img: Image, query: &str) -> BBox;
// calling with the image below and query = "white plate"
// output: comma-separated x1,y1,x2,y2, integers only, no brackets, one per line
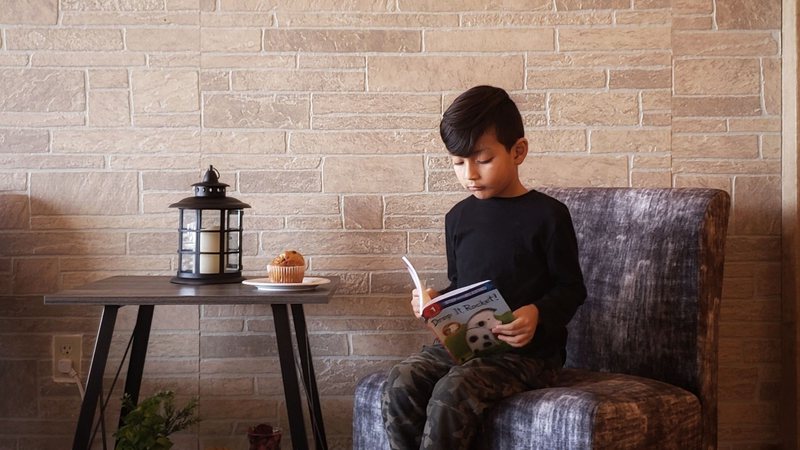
242,277,330,292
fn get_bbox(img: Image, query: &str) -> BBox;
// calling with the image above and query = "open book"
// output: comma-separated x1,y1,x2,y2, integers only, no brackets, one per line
402,257,514,364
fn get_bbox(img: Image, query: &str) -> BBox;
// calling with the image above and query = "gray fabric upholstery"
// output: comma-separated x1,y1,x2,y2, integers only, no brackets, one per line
353,188,730,450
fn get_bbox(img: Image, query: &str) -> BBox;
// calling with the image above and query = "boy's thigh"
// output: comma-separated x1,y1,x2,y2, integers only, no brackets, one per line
386,343,455,387
436,353,557,400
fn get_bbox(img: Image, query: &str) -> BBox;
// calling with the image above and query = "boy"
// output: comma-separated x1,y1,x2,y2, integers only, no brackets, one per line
381,85,587,450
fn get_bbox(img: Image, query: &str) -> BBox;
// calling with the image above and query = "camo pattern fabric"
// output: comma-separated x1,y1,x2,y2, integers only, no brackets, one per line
381,343,560,450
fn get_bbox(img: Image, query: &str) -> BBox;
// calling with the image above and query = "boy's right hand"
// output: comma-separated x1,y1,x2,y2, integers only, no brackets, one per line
411,287,439,319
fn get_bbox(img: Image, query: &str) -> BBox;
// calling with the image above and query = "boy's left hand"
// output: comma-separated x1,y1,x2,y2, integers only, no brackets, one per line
492,304,539,348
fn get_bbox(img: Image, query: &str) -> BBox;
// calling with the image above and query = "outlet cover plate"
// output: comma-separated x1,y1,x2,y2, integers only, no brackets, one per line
52,335,82,383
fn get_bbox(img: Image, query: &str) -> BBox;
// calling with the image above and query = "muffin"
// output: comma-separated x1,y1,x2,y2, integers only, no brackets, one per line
268,250,306,283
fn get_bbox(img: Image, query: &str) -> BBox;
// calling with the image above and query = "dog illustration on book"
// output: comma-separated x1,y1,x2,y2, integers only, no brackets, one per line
466,309,504,352
440,308,515,362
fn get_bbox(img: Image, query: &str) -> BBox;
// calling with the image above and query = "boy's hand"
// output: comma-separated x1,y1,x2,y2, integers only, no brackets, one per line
492,304,539,347
411,287,439,319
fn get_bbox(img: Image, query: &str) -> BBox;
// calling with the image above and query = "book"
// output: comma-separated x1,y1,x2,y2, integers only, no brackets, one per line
401,257,515,364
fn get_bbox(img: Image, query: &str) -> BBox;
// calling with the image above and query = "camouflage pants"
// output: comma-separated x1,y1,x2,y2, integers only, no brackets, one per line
381,343,560,450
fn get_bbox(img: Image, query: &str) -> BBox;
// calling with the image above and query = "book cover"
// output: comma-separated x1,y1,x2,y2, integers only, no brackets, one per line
402,257,515,364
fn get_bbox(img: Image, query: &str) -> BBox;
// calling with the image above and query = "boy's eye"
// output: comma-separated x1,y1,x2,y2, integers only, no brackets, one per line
452,159,464,166
476,158,493,164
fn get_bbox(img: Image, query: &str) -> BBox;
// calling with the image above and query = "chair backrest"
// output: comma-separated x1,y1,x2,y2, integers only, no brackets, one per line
541,187,729,437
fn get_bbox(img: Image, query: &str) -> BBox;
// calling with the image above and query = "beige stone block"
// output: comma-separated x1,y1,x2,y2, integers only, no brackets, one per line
246,194,339,215
762,135,781,159
299,55,365,69
1,231,126,256
132,70,199,113
133,113,200,128
462,11,612,26
281,12,459,27
426,28,552,52
221,0,389,11
673,15,713,30
30,172,138,215
672,135,758,159
53,129,200,153
0,129,49,153
166,0,200,9
265,29,420,52
62,11,198,25
88,90,130,127
529,51,671,68
201,156,318,173
527,130,586,153
550,93,638,126
313,115,438,131
149,54,200,68
631,171,671,188
672,159,780,175
89,69,128,88
142,171,202,191
368,55,524,92
313,93,440,115
428,171,461,192
672,118,727,133
61,0,164,10
109,154,200,170
728,118,781,133
732,176,780,235
384,193,465,215
556,0,627,9
673,0,712,13
31,51,146,67
0,54,29,66
632,154,670,169
291,131,441,154
509,93,546,112
641,90,671,111
526,69,605,89
521,155,629,187
0,0,57,23
0,69,85,113
13,258,59,295
61,256,170,271
201,12,272,26
400,0,551,11
634,0,670,7
716,0,780,30
200,71,229,91
202,131,285,154
127,28,200,51
6,28,123,50
763,58,781,116
285,215,342,230
608,68,671,89
263,231,406,256
643,112,670,127
343,195,383,230
128,231,174,255
201,54,294,69
673,96,761,117
239,170,321,193
324,155,423,193
203,93,309,128
0,173,27,191
0,194,29,229
201,28,261,52
409,231,445,254
31,213,174,230
614,10,670,25
674,59,760,95
591,129,670,153
0,154,103,169
232,69,364,92
673,32,779,56
352,333,431,356
559,27,669,51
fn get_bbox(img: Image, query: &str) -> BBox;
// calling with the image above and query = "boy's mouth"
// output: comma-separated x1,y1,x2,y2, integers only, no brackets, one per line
467,186,485,191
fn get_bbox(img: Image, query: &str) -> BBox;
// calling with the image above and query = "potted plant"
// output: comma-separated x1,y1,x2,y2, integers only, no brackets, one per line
115,390,200,450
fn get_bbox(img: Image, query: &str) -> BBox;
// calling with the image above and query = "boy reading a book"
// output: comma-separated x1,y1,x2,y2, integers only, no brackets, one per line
381,85,587,450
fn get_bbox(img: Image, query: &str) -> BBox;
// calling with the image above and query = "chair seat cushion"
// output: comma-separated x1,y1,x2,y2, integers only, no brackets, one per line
353,369,701,450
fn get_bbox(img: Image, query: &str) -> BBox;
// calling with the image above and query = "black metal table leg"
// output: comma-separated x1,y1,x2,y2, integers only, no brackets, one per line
291,304,328,450
272,303,309,450
117,305,155,429
73,305,119,450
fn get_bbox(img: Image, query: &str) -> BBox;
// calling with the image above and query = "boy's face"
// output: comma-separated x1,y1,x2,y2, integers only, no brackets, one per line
450,128,528,200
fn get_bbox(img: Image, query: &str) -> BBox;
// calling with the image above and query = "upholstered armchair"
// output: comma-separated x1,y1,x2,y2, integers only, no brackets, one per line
353,188,730,450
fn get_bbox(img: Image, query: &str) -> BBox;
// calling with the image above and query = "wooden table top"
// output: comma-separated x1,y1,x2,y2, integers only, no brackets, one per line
44,275,338,306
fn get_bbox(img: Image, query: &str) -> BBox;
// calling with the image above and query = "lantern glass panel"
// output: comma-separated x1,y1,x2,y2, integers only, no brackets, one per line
201,209,221,231
180,254,195,273
183,210,198,230
225,254,240,272
181,230,196,251
227,232,240,252
228,210,241,229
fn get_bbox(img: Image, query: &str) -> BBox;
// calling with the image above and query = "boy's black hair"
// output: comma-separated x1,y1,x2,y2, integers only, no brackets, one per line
439,85,524,157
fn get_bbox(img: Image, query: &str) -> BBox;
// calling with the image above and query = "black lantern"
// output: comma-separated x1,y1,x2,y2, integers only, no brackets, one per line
169,166,251,285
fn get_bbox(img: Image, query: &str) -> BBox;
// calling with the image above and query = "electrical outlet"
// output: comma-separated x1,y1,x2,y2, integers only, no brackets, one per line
52,334,82,383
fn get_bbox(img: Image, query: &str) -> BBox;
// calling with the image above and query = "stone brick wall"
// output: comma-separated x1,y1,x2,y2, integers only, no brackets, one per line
0,0,784,448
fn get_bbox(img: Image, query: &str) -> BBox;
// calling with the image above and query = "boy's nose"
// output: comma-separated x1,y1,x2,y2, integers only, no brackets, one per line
465,162,479,179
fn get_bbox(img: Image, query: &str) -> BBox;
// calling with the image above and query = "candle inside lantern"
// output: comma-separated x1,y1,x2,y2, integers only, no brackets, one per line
199,230,221,274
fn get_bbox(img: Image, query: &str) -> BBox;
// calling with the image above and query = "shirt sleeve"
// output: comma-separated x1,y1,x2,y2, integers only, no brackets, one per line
531,206,587,328
441,210,458,295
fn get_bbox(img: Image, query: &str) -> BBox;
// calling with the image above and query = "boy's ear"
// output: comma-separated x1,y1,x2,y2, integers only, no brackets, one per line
512,138,528,165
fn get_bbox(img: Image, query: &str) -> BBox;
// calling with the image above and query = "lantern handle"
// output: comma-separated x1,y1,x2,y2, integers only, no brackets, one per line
202,165,221,184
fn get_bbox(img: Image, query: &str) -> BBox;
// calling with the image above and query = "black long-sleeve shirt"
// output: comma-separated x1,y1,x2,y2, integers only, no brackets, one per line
442,189,587,360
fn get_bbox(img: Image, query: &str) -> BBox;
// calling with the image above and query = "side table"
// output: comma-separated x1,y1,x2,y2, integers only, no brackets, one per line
44,275,338,450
